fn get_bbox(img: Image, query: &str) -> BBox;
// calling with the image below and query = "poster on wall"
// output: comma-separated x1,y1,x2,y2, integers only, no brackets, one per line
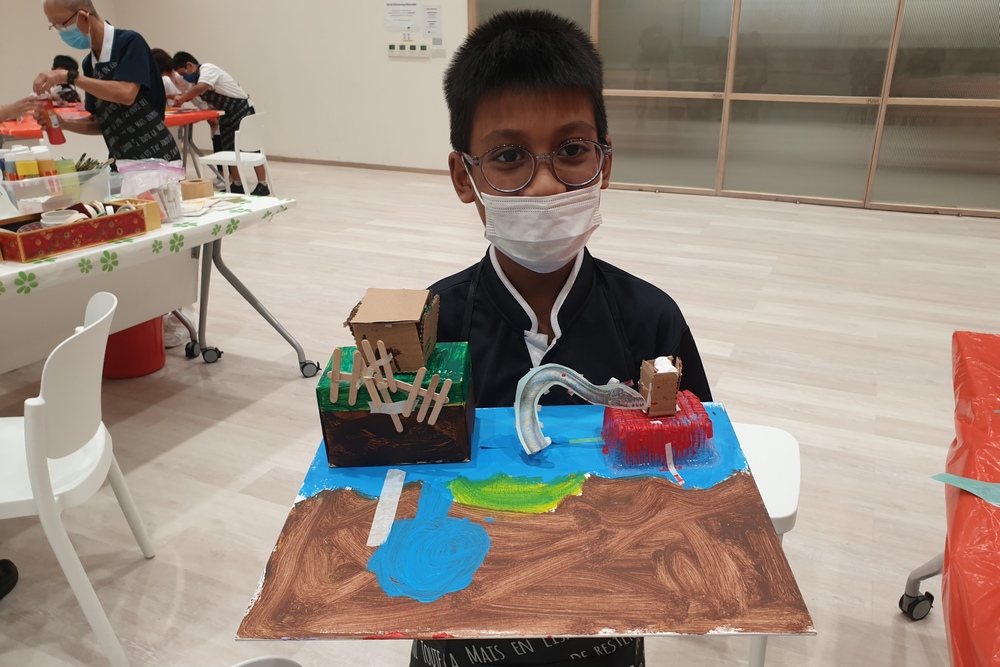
385,1,420,32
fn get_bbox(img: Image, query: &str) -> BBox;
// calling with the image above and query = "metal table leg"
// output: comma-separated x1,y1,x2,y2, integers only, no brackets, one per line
195,241,222,363
187,125,203,178
199,239,318,377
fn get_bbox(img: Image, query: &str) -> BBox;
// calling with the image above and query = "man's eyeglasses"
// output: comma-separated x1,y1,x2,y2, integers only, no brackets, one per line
48,12,81,32
462,139,611,194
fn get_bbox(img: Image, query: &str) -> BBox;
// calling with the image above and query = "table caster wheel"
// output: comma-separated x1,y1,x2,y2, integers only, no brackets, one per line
185,341,201,359
202,347,223,364
300,360,321,378
899,592,934,620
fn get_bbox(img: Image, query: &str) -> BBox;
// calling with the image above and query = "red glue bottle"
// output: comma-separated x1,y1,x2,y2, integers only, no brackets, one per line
38,98,66,145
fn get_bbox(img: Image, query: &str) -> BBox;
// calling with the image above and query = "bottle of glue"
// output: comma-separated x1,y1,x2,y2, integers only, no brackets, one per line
38,97,66,145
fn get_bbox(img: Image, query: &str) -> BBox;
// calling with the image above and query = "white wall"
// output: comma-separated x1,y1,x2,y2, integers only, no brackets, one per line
112,0,469,171
0,0,120,104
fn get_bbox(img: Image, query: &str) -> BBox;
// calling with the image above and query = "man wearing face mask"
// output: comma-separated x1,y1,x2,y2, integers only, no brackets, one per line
32,0,180,163
428,10,711,412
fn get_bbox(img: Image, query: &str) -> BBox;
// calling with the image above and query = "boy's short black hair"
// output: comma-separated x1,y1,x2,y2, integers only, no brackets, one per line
172,51,199,70
52,55,78,71
151,48,173,75
444,9,607,153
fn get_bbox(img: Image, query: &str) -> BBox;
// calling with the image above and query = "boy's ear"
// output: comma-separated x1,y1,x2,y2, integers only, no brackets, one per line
448,152,478,204
600,136,613,189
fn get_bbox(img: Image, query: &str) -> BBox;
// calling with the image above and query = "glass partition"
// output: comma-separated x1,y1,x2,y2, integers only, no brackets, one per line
871,107,1000,210
890,0,1000,99
733,0,897,97
599,0,733,91
476,0,592,33
724,101,879,200
608,97,723,188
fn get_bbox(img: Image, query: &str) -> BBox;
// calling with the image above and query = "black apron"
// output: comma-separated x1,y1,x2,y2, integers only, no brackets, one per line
200,89,253,152
91,60,180,162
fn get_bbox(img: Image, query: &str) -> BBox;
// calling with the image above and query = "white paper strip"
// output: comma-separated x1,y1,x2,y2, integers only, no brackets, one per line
366,469,406,547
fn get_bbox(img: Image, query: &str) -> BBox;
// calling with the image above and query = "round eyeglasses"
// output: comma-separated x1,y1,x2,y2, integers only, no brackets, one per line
462,139,612,194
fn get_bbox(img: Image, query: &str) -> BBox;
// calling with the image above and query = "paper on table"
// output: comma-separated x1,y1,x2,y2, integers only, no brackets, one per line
933,473,1000,507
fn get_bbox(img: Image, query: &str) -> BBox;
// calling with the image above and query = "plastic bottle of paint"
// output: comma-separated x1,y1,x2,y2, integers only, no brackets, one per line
35,148,57,177
14,153,40,180
2,150,20,181
38,98,66,145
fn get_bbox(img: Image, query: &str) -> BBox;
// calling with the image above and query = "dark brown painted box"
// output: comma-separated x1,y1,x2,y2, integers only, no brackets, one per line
316,342,474,468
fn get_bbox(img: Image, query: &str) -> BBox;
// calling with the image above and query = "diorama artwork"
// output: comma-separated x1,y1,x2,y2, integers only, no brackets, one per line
317,341,474,468
239,403,814,640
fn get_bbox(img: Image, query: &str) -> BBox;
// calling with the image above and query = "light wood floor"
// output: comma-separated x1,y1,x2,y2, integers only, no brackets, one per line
2,161,997,666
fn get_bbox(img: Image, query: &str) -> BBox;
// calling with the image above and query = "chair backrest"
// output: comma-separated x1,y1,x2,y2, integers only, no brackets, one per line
28,292,117,460
235,113,267,155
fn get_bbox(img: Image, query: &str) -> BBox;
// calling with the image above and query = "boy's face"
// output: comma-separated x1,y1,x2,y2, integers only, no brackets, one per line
449,89,612,224
176,63,198,77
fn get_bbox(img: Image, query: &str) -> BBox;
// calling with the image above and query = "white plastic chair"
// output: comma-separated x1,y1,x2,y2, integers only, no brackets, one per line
732,422,801,667
198,112,274,195
229,658,302,667
0,292,154,667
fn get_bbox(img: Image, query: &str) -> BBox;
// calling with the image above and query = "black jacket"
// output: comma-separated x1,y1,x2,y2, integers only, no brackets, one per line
429,248,712,409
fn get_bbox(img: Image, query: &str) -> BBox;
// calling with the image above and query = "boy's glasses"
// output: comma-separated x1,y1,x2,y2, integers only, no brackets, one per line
462,139,611,194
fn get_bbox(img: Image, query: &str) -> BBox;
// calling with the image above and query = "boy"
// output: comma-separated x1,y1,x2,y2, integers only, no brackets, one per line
413,9,712,667
172,51,269,196
50,55,82,103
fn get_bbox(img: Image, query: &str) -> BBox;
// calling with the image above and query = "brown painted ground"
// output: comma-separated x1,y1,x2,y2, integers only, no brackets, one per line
238,473,813,639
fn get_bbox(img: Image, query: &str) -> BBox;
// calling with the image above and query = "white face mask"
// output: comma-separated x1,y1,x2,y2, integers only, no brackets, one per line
473,181,604,274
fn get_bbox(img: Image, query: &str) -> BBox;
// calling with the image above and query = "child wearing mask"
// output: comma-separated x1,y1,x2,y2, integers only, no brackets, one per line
172,51,269,196
413,9,712,667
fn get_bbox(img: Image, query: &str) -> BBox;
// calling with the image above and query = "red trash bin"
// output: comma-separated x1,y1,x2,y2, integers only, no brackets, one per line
103,316,166,379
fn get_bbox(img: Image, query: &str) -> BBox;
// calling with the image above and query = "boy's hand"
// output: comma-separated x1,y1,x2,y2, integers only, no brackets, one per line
33,69,67,96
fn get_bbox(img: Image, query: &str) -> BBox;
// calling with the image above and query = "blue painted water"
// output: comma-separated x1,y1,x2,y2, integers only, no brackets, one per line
299,403,747,501
367,483,490,603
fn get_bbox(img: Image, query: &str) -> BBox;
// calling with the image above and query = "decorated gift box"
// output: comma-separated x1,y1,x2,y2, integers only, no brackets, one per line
0,199,160,263
316,341,474,468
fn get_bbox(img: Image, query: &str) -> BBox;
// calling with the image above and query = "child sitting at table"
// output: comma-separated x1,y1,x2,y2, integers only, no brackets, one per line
171,51,270,196
50,55,82,104
412,9,712,667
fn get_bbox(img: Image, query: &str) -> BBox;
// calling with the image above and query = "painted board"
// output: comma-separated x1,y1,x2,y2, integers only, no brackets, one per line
238,403,814,640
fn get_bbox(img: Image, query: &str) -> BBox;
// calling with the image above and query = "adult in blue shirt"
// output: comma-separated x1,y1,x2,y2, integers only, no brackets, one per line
33,0,180,162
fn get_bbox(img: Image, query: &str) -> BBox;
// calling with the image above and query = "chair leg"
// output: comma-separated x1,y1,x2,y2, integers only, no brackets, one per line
107,457,155,559
36,511,130,667
749,635,768,667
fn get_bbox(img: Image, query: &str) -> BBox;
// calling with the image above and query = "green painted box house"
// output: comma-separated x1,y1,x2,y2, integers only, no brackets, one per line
316,342,474,468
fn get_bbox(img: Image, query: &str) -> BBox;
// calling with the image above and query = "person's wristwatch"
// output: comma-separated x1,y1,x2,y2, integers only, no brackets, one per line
66,69,79,86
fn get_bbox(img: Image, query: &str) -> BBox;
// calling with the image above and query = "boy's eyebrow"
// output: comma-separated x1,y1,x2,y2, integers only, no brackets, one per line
479,121,599,147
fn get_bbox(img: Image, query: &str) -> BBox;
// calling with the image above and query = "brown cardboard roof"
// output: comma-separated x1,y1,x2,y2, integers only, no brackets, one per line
352,288,430,324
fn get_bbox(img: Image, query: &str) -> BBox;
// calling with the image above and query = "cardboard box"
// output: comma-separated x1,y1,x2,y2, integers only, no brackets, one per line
0,199,159,263
316,342,474,468
346,288,440,373
639,356,682,417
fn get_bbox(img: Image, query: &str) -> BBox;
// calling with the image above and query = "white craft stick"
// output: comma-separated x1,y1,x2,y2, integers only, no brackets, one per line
664,442,684,486
367,469,406,547
378,340,397,392
329,347,342,403
378,381,404,432
416,373,440,423
348,350,361,406
403,367,426,417
427,378,452,426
